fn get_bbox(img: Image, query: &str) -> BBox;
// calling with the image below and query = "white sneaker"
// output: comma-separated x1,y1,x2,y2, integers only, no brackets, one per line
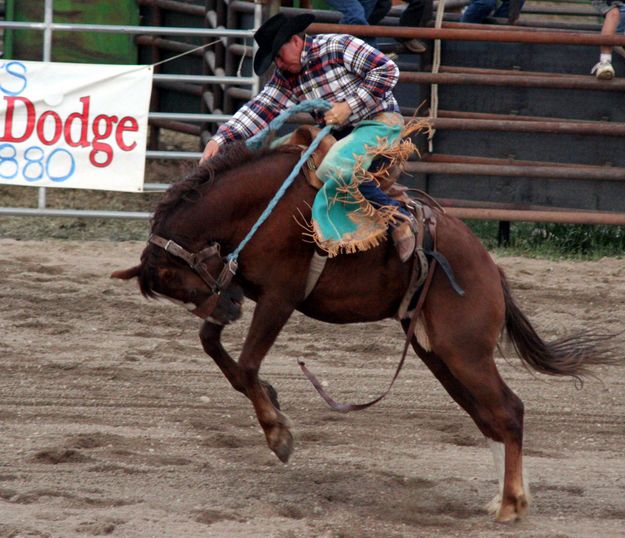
591,60,615,80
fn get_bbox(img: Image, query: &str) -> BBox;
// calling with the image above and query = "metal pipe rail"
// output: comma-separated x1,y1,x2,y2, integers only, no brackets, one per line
0,208,152,219
443,16,602,32
153,74,254,85
423,153,609,168
256,111,625,138
404,161,625,180
0,21,253,39
428,117,625,136
2,204,623,226
445,207,625,225
438,198,625,225
309,22,625,47
399,70,625,91
433,109,607,123
438,65,579,78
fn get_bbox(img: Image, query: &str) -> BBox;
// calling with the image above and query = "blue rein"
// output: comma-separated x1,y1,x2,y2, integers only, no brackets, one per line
226,99,332,264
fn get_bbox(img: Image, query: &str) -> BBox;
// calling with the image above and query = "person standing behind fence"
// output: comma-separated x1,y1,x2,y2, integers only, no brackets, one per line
590,0,624,79
460,0,525,24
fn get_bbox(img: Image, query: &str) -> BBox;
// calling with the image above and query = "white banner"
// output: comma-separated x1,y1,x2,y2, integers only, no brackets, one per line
0,60,153,192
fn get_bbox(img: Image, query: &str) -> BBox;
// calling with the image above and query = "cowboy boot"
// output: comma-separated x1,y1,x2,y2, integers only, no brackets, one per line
392,215,418,262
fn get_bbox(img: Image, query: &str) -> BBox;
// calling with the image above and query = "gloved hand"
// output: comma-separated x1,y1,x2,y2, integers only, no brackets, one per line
323,101,352,126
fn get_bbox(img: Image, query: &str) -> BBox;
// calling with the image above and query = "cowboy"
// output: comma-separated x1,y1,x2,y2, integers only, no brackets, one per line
201,13,417,261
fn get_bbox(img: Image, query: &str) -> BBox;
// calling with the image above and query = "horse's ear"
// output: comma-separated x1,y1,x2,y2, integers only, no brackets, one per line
111,265,141,280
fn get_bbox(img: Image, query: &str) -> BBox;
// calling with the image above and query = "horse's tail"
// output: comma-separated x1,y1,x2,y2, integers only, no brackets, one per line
498,267,616,383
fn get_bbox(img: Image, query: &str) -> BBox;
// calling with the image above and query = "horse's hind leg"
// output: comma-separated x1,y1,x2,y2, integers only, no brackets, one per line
443,351,527,521
403,321,528,521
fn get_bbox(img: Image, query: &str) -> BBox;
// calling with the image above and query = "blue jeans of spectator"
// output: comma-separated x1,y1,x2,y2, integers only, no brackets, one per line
325,0,380,47
461,0,525,22
618,5,625,33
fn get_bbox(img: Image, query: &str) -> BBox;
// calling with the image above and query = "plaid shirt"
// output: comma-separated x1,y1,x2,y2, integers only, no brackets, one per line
213,33,400,146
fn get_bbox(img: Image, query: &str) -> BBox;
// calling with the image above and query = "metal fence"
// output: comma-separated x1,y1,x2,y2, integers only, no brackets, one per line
2,0,625,226
0,0,260,219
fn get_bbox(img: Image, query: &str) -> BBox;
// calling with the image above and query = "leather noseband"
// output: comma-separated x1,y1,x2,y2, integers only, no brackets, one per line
148,234,238,319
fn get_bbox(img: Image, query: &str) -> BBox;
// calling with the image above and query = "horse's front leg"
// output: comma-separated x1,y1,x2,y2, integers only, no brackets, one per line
199,321,281,409
237,298,295,463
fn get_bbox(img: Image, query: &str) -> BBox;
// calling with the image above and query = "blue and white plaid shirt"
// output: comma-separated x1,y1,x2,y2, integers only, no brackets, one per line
212,33,400,146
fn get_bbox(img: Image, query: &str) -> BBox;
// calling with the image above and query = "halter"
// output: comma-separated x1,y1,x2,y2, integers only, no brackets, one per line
148,234,237,319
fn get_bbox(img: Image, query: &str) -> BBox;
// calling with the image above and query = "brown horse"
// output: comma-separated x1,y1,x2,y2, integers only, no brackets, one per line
112,142,612,522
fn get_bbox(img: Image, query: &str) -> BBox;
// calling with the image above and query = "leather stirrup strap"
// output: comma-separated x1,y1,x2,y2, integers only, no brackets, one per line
396,202,429,320
297,258,438,413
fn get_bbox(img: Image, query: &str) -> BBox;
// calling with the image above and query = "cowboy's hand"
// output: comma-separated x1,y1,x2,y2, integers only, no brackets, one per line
324,101,352,125
200,139,220,164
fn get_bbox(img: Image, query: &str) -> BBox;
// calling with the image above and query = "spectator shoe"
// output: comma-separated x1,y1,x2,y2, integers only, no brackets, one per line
403,39,427,54
591,60,615,80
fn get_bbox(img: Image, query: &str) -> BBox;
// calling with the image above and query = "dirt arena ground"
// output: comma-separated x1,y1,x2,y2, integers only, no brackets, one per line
0,238,624,538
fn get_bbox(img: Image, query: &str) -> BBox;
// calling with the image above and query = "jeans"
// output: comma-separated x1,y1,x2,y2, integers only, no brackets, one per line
359,180,409,216
325,0,380,47
619,5,625,33
460,0,525,23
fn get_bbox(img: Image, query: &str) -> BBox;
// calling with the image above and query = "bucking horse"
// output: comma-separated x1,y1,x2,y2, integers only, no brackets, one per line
112,139,613,522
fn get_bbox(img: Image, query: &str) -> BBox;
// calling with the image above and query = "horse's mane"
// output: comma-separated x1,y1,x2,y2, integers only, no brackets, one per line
152,142,300,229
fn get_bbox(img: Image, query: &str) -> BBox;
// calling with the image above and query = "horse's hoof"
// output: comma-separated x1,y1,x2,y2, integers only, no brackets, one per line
266,413,293,463
269,427,293,463
495,494,528,522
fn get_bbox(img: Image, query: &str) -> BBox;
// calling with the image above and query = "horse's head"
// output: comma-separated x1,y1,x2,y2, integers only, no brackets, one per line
111,238,244,326
112,143,304,325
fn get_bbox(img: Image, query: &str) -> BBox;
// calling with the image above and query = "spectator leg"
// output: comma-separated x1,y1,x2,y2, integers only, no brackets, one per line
492,0,526,19
460,0,497,23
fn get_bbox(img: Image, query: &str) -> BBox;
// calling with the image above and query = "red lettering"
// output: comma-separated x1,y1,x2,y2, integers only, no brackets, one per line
63,96,90,148
1,96,35,142
89,114,117,167
115,116,138,151
1,94,142,166
36,110,62,145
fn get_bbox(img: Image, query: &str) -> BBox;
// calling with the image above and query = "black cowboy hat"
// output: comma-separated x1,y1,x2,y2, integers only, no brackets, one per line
253,12,315,76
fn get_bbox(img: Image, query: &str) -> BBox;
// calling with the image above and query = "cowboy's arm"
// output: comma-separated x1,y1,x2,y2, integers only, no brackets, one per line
201,77,296,162
341,36,399,122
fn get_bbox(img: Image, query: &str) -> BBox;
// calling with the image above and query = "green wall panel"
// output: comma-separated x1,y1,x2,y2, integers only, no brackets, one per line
5,0,139,64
